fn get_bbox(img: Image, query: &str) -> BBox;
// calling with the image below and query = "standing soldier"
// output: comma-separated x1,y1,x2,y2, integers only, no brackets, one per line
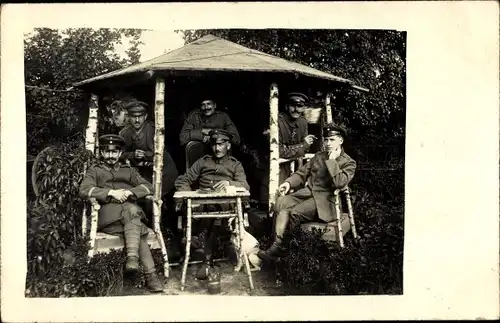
175,129,250,280
79,134,164,292
118,101,180,256
179,97,241,147
277,92,317,183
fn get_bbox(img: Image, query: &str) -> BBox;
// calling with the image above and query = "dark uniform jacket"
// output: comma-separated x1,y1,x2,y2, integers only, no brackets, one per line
278,112,310,159
175,154,250,191
179,110,241,146
277,112,311,184
285,150,356,222
119,120,178,195
79,162,154,229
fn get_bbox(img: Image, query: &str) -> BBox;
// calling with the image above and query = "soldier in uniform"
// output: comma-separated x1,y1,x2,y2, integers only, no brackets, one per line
79,134,164,292
258,123,356,261
179,97,241,147
174,129,250,279
277,92,317,183
118,101,180,253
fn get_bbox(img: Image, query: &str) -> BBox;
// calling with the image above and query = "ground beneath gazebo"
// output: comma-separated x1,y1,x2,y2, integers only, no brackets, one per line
120,261,289,296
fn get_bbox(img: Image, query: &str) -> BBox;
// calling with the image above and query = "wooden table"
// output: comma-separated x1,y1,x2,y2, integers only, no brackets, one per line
173,188,254,291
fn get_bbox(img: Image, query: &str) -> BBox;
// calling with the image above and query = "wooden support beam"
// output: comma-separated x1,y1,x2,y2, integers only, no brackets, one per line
85,93,99,154
325,92,333,124
268,83,280,218
152,76,170,277
82,93,99,238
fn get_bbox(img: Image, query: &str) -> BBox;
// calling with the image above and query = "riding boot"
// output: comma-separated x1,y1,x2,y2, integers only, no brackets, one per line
196,226,215,280
145,272,164,293
122,206,147,274
257,236,283,262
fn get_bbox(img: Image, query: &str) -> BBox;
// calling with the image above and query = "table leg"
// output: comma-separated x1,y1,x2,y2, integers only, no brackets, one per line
236,197,254,290
181,199,192,291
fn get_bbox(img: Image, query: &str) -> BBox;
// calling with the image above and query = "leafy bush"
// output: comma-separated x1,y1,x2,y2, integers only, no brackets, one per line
26,136,172,297
274,169,404,295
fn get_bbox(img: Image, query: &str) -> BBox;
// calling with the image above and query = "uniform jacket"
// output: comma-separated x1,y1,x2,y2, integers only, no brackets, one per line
278,112,310,159
175,154,250,191
285,150,356,222
79,162,154,228
119,120,179,194
179,110,241,146
119,120,156,163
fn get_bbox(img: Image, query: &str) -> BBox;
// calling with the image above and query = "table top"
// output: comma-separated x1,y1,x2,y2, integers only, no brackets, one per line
173,187,250,199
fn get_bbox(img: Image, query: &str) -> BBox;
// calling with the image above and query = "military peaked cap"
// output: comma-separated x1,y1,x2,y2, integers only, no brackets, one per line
286,92,309,105
99,134,125,149
323,123,347,138
124,101,148,115
209,129,232,143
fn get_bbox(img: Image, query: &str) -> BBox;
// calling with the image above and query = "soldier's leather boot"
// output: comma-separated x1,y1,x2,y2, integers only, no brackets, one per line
257,238,283,262
146,272,164,293
125,256,140,274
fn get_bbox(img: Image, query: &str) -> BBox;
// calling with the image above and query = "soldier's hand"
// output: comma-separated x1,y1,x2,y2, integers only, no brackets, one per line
135,149,145,159
278,182,291,196
202,135,210,143
303,135,316,146
213,180,230,191
328,147,341,160
108,189,129,203
123,190,134,199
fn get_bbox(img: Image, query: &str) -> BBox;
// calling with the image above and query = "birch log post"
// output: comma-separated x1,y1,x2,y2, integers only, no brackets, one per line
152,76,170,277
268,83,280,218
82,93,99,237
85,94,99,153
325,92,333,124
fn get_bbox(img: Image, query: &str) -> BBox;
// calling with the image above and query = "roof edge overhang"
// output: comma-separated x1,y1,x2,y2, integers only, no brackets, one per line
72,67,369,93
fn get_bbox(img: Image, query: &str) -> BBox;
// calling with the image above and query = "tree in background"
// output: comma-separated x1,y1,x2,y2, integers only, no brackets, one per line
179,29,406,144
25,28,143,156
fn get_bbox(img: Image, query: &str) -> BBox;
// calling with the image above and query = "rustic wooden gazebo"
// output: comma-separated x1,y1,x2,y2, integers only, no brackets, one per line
72,34,368,277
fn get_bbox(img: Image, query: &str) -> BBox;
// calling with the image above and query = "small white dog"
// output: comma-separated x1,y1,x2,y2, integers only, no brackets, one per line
228,218,261,272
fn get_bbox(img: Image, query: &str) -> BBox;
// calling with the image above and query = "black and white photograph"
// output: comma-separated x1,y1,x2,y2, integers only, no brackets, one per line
24,27,406,297
1,2,498,322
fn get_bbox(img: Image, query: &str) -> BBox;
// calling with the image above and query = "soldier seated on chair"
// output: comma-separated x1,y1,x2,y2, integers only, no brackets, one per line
118,101,180,254
79,134,164,293
258,123,356,262
174,129,250,280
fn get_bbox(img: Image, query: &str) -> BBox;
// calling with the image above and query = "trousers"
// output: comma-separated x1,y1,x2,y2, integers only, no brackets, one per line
275,187,324,229
100,202,156,274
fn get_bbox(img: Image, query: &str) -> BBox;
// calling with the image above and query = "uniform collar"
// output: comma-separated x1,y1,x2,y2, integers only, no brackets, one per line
212,154,230,163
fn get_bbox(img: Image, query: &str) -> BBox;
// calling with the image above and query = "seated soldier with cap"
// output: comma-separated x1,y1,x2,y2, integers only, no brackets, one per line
119,101,180,248
174,129,250,279
179,97,241,147
79,134,164,292
258,123,356,261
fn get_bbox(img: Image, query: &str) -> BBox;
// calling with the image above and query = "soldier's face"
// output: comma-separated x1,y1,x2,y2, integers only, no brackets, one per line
286,98,306,119
101,148,122,165
200,100,216,117
323,135,343,152
211,140,230,159
130,113,147,130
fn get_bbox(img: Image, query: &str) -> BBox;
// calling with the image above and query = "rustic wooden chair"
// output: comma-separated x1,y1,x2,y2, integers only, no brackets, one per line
81,186,170,277
279,154,358,247
299,186,357,248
